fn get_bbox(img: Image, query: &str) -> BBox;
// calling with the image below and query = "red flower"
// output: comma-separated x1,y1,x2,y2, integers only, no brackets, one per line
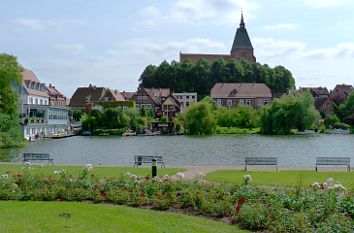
237,198,246,205
235,204,241,213
99,192,107,197
139,193,145,197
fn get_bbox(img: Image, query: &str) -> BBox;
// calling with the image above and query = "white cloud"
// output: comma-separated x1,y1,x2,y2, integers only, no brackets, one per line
304,0,353,8
126,38,226,56
14,18,45,31
56,43,87,54
254,37,354,60
137,0,261,27
253,37,305,59
263,23,299,31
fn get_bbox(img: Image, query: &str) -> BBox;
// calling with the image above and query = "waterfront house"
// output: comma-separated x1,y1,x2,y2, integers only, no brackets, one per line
132,87,181,118
210,83,272,108
20,68,69,139
329,84,354,106
299,87,333,115
172,92,197,112
70,84,134,111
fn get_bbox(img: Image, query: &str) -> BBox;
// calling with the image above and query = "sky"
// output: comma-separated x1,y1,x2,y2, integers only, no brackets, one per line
1,0,354,97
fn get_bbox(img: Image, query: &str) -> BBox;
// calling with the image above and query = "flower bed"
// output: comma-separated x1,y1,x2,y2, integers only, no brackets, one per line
0,167,353,232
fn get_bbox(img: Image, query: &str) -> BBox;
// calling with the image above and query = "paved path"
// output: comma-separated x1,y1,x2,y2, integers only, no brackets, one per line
174,165,352,179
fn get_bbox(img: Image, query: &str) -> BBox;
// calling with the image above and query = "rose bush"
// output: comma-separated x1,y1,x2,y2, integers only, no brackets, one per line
0,168,353,232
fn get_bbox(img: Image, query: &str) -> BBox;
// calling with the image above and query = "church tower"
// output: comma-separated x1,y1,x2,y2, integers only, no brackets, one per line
230,12,256,62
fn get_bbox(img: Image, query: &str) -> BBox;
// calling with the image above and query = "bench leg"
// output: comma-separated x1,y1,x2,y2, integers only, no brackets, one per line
315,165,318,172
244,165,247,171
348,165,350,172
276,166,278,172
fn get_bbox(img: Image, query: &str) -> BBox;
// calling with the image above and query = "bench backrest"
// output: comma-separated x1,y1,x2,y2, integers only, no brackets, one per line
245,157,277,165
23,153,50,160
316,157,350,165
135,155,164,162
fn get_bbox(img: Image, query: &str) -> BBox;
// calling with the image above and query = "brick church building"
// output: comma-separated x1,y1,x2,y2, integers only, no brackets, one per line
180,12,256,63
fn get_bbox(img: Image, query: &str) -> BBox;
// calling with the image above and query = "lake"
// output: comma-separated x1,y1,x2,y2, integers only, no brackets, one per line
1,134,353,167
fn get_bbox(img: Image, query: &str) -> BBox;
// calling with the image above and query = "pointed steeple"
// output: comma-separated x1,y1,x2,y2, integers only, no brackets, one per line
240,10,245,28
230,11,256,62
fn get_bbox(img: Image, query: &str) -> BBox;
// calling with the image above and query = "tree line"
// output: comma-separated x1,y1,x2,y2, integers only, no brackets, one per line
139,59,296,98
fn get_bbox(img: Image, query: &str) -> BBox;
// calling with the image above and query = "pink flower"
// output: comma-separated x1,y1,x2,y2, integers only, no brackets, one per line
85,164,93,171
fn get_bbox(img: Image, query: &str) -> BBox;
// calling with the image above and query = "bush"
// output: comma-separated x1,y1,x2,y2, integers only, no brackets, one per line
0,168,352,232
238,203,269,230
185,101,216,135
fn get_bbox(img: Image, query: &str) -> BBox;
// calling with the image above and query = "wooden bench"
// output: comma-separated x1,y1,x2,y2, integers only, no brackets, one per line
134,155,165,168
316,157,350,172
23,153,54,165
245,157,277,171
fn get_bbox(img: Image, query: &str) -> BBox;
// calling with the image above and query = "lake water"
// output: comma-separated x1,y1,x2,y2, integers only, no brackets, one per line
1,134,353,167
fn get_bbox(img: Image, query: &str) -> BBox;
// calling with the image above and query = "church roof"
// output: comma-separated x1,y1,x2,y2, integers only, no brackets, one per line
231,12,253,52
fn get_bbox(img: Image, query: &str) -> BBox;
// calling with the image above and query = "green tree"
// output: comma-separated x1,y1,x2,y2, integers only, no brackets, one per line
235,105,260,129
260,92,320,135
335,92,354,126
324,114,340,128
0,54,23,148
215,107,237,128
185,102,216,135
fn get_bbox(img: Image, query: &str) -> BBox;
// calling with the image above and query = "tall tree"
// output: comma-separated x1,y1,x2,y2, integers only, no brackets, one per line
185,101,216,135
0,54,23,148
260,92,320,135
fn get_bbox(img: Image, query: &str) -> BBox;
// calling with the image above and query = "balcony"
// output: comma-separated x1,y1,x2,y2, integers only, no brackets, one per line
20,117,48,125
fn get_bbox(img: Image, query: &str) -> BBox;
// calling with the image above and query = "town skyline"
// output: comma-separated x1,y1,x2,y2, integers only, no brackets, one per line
1,0,354,97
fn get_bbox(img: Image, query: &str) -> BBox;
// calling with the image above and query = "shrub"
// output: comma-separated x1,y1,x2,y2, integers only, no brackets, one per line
237,203,269,230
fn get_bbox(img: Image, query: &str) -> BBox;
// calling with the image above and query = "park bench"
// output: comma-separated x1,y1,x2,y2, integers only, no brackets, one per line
245,157,278,171
315,157,350,172
23,153,54,165
134,155,165,168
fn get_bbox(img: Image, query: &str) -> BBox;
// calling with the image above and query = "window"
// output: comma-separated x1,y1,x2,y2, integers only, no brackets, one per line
26,129,30,136
186,102,190,107
227,99,233,107
264,99,268,105
246,99,251,106
186,96,190,99
146,104,151,109
29,97,33,104
216,99,222,106
137,96,142,100
239,99,244,105
40,99,43,105
192,96,195,99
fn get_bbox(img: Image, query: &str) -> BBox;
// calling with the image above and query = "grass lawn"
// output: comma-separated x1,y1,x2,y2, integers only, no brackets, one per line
0,201,247,233
206,170,354,189
0,163,183,178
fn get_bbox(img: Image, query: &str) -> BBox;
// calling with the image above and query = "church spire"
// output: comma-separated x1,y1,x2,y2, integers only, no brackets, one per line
240,10,245,28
